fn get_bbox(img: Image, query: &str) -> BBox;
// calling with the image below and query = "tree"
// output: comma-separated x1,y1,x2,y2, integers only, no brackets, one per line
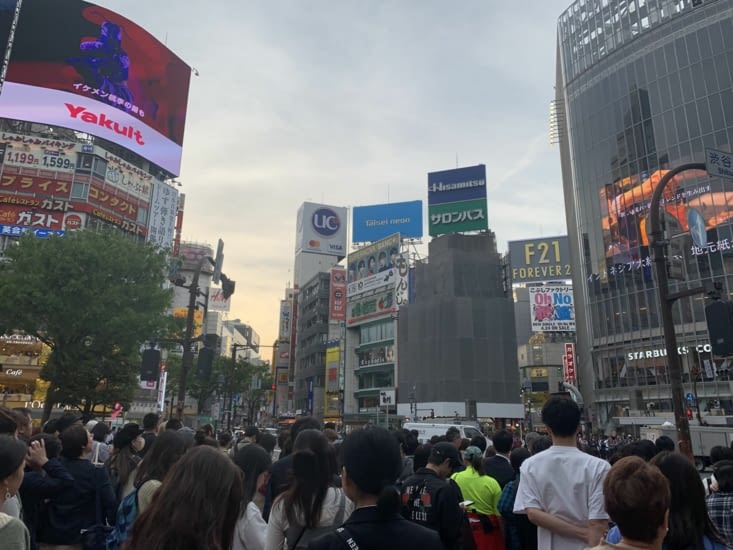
0,230,174,422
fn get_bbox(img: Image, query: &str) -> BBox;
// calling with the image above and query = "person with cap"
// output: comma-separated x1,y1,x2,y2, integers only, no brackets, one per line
400,441,465,550
452,446,504,549
106,422,144,502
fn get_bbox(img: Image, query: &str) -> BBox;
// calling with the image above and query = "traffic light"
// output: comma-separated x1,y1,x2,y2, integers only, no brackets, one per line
686,407,693,420
196,347,215,380
221,274,236,300
704,299,733,356
140,348,161,381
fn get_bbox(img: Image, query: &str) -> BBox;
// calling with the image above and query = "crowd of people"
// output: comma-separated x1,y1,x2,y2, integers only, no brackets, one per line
0,399,732,550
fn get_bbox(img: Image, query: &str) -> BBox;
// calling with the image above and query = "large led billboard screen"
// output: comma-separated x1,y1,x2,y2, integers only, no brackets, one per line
427,165,488,236
0,0,191,176
352,200,422,243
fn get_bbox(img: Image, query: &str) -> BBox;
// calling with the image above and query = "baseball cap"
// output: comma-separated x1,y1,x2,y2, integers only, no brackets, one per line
431,442,462,469
463,445,483,460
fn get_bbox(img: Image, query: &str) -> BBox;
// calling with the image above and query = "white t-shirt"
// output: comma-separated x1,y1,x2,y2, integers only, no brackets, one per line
513,445,610,550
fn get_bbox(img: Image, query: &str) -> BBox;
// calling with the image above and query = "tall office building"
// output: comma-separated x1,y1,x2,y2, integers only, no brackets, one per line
556,0,733,431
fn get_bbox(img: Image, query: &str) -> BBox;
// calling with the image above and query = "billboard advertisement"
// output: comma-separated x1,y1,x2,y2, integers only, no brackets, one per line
0,172,72,199
0,0,192,175
352,200,422,243
278,299,291,340
509,236,572,283
346,288,396,326
428,165,488,236
329,267,346,321
564,343,576,384
207,287,231,312
325,343,340,392
295,202,347,258
147,179,178,250
347,232,400,288
528,285,575,332
356,343,394,367
0,131,77,173
394,253,410,309
99,146,153,201
179,243,213,271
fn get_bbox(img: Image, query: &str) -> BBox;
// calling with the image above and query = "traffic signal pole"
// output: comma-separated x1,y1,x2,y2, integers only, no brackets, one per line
649,162,706,463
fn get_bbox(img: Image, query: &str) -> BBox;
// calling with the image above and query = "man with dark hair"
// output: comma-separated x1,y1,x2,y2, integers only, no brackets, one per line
263,415,321,520
139,412,160,458
53,412,82,436
482,429,515,488
0,406,18,436
445,427,461,449
654,435,675,454
13,408,33,441
706,459,733,543
164,417,182,431
513,396,610,550
401,442,464,550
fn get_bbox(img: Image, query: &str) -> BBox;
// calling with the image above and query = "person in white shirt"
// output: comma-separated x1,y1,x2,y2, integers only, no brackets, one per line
513,395,610,550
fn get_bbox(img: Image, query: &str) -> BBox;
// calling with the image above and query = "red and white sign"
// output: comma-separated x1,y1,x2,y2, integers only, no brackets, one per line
563,343,576,384
329,267,346,321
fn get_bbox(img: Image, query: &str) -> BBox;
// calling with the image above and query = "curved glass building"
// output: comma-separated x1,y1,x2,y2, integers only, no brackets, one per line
556,0,733,430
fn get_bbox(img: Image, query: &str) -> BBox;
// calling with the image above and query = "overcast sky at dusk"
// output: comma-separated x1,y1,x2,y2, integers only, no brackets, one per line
95,0,574,348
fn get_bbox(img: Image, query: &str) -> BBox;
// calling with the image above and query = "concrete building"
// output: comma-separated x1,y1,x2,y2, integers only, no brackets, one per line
556,0,733,432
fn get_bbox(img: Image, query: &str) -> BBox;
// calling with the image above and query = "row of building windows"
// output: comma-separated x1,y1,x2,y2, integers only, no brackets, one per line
358,319,394,345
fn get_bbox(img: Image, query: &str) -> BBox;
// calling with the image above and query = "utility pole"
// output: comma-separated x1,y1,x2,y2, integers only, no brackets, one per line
229,343,248,431
649,162,706,462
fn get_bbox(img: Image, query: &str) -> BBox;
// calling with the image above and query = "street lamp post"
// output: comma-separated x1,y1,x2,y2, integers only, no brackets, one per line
649,162,706,462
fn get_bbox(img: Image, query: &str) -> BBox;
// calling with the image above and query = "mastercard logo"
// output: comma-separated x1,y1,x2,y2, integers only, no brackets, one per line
308,239,320,248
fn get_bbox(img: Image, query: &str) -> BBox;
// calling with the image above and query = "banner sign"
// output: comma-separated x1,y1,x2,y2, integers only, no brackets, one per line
0,204,84,230
529,285,575,332
509,236,571,283
295,202,347,258
428,197,487,236
357,344,394,367
352,200,423,242
427,165,487,205
0,131,77,173
0,0,192,175
346,288,396,326
0,224,64,238
347,268,397,299
100,147,153,200
347,233,400,284
0,171,72,199
329,267,346,321
326,343,340,392
395,254,410,308
279,299,292,340
146,179,178,250
564,343,576,384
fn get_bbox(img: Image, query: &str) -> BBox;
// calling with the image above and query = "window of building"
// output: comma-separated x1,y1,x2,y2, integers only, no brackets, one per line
70,182,89,200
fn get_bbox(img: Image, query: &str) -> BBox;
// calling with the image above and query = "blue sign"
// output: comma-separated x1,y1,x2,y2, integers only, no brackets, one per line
0,224,64,238
352,200,423,243
427,165,487,206
685,392,695,402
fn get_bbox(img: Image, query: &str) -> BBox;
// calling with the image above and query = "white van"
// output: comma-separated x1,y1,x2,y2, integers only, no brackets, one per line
402,422,491,447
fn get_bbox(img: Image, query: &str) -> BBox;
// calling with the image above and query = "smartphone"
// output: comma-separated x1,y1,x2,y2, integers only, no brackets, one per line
460,500,474,508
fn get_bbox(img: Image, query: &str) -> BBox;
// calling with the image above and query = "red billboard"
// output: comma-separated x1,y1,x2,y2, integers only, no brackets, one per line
564,343,576,384
0,0,191,176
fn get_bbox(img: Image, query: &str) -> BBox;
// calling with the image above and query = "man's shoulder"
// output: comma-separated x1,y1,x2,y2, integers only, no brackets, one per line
309,518,442,550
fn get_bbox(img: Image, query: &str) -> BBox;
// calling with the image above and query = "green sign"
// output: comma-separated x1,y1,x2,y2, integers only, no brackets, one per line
428,198,488,236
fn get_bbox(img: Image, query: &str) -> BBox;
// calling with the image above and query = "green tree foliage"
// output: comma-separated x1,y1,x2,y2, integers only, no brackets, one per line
0,230,174,421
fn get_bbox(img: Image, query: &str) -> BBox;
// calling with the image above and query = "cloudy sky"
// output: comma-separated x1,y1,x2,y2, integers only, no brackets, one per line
96,0,574,347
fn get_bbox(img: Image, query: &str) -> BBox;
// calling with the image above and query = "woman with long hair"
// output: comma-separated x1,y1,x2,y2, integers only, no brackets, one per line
451,445,505,550
121,445,243,550
308,426,442,550
265,429,353,550
232,443,272,550
106,423,145,501
0,435,30,549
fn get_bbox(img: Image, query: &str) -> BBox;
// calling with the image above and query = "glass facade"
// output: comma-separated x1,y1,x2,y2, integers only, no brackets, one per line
557,0,733,429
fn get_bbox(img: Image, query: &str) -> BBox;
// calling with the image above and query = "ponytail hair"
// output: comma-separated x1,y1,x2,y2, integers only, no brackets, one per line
281,430,331,528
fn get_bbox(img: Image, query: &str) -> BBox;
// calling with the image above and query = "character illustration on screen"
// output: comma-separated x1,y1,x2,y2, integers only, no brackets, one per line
66,19,134,108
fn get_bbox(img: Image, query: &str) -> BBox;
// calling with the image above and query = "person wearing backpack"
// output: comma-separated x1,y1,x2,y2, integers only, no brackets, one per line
265,429,353,550
106,430,191,549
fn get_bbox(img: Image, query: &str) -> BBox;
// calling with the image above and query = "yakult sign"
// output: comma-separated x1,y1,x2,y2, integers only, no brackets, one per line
295,202,347,259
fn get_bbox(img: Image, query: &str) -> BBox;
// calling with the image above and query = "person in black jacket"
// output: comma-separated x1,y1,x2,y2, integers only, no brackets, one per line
308,426,441,550
400,442,464,550
482,429,515,489
37,423,116,547
19,434,74,550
